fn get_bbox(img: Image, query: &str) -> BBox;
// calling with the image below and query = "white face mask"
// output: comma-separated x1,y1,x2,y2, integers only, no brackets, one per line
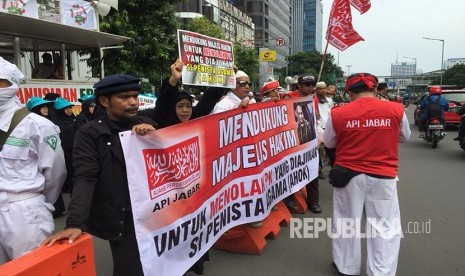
0,84,22,131
0,84,19,104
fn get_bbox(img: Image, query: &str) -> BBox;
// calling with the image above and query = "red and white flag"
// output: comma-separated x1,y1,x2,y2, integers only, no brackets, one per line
350,0,371,14
326,0,364,51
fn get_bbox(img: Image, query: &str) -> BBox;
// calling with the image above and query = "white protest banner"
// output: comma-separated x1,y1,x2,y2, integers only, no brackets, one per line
1,0,38,18
120,98,319,275
177,29,236,88
60,0,97,30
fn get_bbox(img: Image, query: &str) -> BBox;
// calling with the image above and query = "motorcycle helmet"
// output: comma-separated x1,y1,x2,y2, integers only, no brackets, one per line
429,85,442,95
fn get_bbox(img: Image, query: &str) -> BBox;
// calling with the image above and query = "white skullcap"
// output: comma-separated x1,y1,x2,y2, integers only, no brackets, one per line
0,57,24,86
235,70,248,79
315,81,327,89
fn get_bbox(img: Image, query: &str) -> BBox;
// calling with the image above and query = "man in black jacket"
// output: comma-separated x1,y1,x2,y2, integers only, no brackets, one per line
43,74,156,276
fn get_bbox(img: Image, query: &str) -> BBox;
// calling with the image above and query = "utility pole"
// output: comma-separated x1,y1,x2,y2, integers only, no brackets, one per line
422,37,445,85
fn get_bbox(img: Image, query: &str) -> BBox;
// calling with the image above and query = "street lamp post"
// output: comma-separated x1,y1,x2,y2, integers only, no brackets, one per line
422,37,445,85
403,56,417,95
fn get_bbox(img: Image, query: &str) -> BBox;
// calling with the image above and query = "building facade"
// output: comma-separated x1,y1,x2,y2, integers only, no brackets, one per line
291,0,323,54
444,58,465,70
219,0,255,44
174,0,254,48
391,62,416,76
175,0,206,24
233,0,291,85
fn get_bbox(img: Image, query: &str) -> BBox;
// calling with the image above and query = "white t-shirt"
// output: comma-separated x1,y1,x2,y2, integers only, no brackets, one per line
211,91,242,114
318,97,334,129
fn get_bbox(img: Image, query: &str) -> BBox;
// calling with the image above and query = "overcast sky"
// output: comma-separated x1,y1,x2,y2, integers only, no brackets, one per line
321,0,465,77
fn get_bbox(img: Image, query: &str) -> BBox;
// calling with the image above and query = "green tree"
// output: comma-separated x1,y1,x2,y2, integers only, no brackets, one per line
186,17,224,39
283,50,344,85
87,0,181,88
234,45,259,83
439,64,465,86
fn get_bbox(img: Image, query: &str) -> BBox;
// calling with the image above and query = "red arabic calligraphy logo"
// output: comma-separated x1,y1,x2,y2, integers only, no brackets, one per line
143,137,200,199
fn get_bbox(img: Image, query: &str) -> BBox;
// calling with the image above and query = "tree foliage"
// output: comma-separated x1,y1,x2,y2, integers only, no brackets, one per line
283,51,344,85
186,17,224,39
234,45,259,83
88,0,181,88
439,64,465,86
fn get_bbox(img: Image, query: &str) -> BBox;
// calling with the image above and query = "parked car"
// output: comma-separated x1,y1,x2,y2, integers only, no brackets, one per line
414,89,465,125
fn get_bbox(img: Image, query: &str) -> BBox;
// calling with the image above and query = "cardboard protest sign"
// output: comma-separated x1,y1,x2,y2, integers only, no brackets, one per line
178,29,235,88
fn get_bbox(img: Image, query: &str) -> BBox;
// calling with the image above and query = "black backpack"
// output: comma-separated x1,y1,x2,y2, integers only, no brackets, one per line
427,96,442,119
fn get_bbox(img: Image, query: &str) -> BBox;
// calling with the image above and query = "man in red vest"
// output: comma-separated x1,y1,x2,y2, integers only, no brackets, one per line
323,73,411,276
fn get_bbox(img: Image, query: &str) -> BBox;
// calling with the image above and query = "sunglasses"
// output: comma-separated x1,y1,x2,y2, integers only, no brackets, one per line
237,81,252,87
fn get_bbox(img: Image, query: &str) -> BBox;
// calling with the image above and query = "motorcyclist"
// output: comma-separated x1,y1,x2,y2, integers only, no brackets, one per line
419,86,449,132
403,93,410,107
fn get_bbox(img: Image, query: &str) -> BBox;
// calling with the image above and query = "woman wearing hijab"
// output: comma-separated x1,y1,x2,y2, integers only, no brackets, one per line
26,97,53,117
139,60,225,128
50,98,76,195
75,95,96,130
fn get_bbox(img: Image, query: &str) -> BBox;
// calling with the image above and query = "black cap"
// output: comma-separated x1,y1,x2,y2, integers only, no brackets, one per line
297,74,316,85
94,74,141,97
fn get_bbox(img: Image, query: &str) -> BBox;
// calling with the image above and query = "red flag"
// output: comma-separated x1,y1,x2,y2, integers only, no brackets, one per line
350,0,371,14
326,0,364,51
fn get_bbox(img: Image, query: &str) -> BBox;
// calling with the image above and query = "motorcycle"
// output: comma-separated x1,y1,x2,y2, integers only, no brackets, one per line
420,117,446,148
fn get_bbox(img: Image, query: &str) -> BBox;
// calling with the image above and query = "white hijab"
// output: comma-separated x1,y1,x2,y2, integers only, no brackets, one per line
0,84,22,132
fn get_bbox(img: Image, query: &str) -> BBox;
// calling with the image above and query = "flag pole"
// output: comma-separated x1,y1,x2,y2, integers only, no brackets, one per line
318,26,332,82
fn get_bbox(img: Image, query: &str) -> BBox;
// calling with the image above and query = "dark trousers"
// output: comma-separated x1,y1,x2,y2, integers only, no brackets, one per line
306,178,319,205
459,117,465,138
324,147,336,168
109,213,143,276
53,193,66,217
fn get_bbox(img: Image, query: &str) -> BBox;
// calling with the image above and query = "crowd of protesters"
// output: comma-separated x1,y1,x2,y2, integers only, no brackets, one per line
0,55,411,276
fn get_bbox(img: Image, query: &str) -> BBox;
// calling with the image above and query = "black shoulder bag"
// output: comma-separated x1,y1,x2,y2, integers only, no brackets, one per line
0,109,30,151
329,165,361,188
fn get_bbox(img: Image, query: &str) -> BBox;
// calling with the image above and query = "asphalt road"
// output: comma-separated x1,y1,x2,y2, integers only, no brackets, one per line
55,107,465,275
